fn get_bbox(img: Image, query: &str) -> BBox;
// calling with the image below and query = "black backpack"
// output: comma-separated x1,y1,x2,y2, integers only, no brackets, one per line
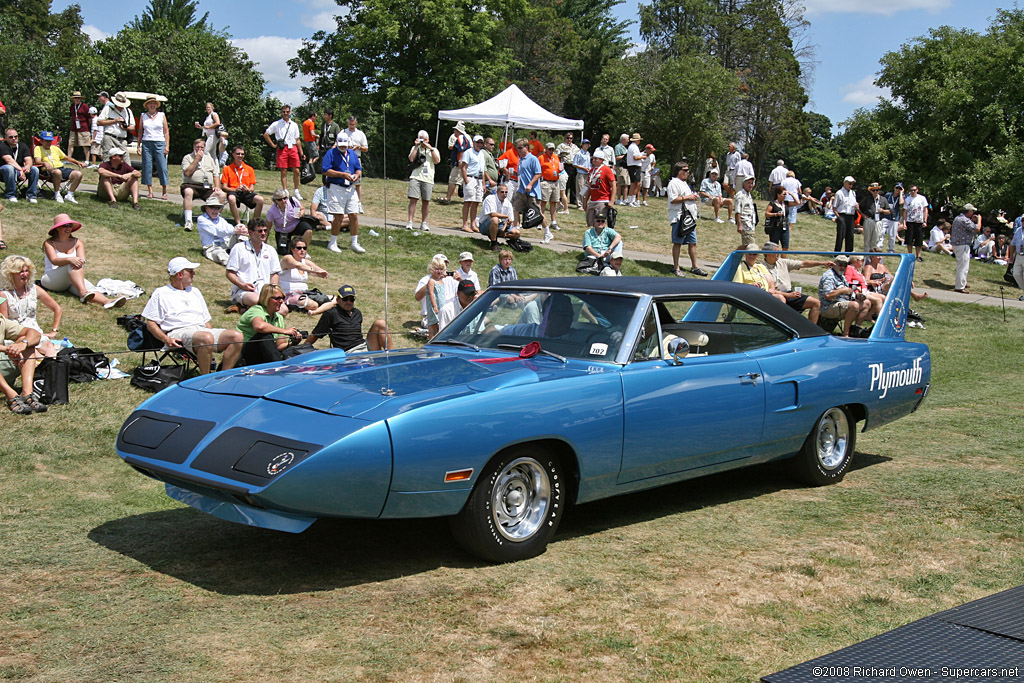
521,206,544,229
56,346,108,383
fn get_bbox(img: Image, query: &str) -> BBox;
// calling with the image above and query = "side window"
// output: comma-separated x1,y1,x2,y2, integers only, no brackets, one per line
632,307,663,362
656,297,792,355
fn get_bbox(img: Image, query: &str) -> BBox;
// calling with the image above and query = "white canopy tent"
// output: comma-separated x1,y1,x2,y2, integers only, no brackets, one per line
436,84,583,150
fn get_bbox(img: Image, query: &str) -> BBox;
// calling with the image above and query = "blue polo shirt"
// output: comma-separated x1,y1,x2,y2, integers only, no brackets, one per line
321,147,362,186
517,153,541,199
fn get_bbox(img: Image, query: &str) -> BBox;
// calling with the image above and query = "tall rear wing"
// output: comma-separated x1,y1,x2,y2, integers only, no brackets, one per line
713,250,917,340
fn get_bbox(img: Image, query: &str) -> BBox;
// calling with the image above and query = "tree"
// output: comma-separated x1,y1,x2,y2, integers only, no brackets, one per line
291,0,520,178
598,52,739,166
130,0,209,31
637,0,810,182
88,23,268,163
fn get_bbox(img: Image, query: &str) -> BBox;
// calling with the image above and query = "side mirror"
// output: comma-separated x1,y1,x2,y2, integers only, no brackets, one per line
667,337,689,365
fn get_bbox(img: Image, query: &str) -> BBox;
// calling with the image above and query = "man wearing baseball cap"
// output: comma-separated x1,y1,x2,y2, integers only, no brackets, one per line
141,257,243,374
437,279,478,332
321,134,365,253
306,285,392,352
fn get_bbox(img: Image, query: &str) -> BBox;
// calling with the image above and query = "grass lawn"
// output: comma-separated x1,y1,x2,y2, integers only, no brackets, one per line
1,172,1022,681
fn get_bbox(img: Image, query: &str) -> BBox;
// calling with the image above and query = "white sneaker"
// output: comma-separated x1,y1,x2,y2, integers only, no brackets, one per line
420,222,430,232
103,296,127,309
328,242,343,253
54,192,64,204
614,199,624,205
87,163,98,169
558,209,570,214
551,222,560,231
542,231,553,244
405,221,414,230
28,197,37,204
64,192,78,204
293,189,303,201
715,218,725,224
642,200,648,206
6,197,17,203
183,220,194,232
350,242,366,254
629,200,641,207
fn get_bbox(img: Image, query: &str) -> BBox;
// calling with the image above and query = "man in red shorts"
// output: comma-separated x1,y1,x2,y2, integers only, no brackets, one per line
263,104,305,201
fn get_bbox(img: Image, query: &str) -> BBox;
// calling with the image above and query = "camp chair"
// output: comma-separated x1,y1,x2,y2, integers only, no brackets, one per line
31,135,71,199
118,314,201,376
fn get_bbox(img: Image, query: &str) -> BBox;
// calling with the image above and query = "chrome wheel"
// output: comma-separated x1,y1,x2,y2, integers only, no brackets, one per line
815,407,851,470
490,457,551,541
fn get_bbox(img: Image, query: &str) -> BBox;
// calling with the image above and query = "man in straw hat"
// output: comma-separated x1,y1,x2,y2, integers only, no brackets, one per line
97,92,135,164
442,121,470,205
196,195,246,265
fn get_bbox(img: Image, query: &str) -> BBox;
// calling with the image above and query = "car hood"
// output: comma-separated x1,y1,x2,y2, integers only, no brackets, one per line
179,349,595,419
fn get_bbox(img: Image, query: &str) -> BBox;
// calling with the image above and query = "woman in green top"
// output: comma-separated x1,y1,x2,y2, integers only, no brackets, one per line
238,284,301,365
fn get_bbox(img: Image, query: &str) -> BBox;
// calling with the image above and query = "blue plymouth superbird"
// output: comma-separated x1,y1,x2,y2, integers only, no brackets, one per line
116,252,930,562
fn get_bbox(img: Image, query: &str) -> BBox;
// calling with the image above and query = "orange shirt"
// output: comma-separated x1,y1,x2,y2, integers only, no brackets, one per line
529,139,544,157
497,148,519,180
302,118,316,142
221,162,256,190
539,152,561,181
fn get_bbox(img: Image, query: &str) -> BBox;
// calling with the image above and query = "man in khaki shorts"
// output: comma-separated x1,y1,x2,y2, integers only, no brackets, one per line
142,257,243,374
1,311,46,414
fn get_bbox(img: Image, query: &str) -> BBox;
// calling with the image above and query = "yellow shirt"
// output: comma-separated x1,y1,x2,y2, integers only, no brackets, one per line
34,144,66,169
733,261,773,291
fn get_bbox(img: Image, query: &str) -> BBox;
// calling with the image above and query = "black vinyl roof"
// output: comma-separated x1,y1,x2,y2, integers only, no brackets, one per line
492,276,830,338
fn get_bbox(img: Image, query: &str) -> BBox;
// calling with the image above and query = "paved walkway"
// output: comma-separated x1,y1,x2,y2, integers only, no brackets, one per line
80,183,1024,311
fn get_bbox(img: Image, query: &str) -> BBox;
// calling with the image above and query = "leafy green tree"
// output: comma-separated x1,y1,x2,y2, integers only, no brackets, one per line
130,0,210,31
637,0,810,183
88,23,269,163
598,52,739,165
290,0,520,178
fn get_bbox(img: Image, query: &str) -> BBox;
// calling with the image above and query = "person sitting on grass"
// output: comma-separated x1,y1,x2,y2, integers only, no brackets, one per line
600,254,624,276
0,308,46,414
96,147,141,210
236,284,302,366
0,254,61,358
583,210,622,271
197,196,247,266
180,137,226,232
41,214,126,309
818,255,878,338
761,242,826,323
306,284,393,352
480,183,520,251
142,257,243,375
225,218,281,310
278,237,332,313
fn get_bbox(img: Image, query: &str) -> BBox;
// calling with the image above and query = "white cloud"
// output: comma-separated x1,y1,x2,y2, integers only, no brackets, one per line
298,0,344,29
269,88,309,106
802,0,949,17
83,24,111,42
231,36,312,101
840,74,891,106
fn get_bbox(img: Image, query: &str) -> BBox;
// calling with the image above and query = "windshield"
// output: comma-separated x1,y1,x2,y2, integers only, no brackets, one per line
432,288,639,362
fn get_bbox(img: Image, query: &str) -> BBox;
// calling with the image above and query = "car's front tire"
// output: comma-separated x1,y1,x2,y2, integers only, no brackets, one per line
793,406,856,486
449,446,565,563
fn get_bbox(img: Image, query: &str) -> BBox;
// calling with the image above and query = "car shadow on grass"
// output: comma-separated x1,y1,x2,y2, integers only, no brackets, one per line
88,453,889,594
557,452,890,541
88,511,472,595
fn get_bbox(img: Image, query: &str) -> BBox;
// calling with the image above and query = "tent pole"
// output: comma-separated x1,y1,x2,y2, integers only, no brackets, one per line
435,120,440,150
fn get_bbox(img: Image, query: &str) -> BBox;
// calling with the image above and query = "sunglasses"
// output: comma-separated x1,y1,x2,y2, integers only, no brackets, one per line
293,245,307,250
341,296,356,302
253,229,269,234
269,296,284,301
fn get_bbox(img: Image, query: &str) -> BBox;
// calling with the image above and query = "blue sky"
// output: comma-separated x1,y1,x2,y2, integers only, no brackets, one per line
62,0,1006,132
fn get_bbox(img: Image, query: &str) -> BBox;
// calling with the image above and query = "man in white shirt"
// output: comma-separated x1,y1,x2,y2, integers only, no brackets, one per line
143,257,242,374
96,93,135,163
926,221,953,255
625,133,645,206
668,162,708,277
733,175,758,246
262,104,305,200
781,170,802,226
196,196,246,265
225,219,281,307
723,143,741,197
180,137,226,231
479,184,520,250
345,116,368,206
768,160,788,192
833,176,859,252
735,153,755,185
453,251,481,291
437,280,478,332
902,184,929,261
460,136,486,233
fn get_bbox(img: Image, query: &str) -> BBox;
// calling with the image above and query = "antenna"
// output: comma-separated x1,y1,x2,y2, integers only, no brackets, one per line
381,98,395,396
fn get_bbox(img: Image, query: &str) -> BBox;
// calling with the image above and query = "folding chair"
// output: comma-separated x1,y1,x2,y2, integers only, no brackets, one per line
32,135,71,200
118,314,200,376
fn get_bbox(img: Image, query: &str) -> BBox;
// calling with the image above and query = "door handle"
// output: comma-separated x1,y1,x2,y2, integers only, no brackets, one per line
739,372,761,384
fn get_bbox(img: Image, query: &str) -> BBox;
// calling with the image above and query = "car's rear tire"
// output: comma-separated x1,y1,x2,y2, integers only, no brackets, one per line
449,446,565,563
793,406,856,486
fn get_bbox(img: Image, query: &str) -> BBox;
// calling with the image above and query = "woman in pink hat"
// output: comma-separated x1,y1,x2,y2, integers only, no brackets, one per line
40,214,126,308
